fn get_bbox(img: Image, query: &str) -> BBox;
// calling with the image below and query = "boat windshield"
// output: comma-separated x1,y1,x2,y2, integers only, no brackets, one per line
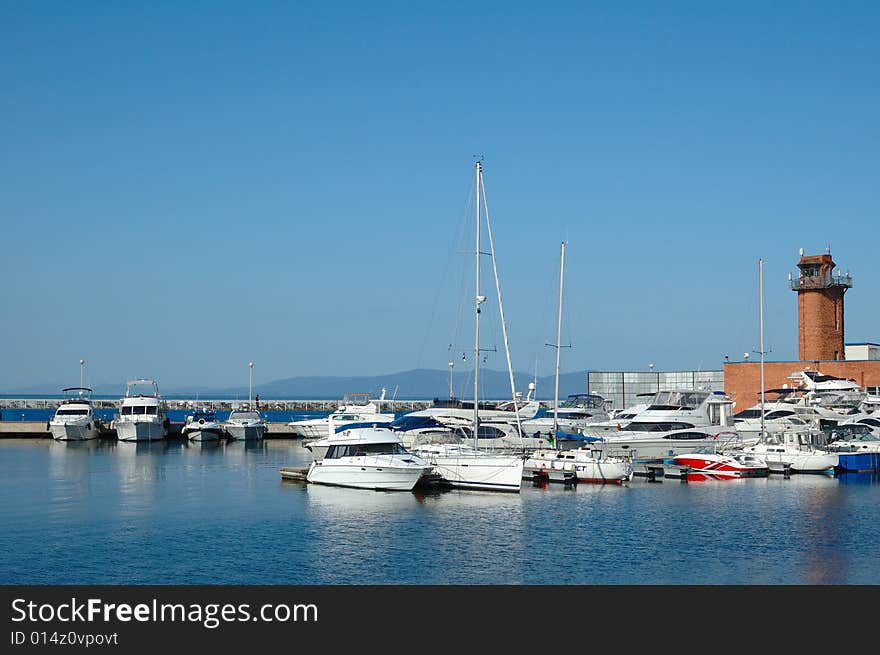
649,391,709,409
229,411,261,421
325,443,407,458
559,394,604,410
825,424,877,441
121,406,158,415
56,408,89,416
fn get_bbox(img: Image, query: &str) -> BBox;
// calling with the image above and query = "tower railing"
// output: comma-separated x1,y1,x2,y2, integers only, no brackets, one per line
790,273,852,290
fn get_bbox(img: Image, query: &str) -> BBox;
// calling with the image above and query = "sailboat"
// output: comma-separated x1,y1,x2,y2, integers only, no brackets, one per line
411,160,524,492
521,242,633,484
740,259,838,474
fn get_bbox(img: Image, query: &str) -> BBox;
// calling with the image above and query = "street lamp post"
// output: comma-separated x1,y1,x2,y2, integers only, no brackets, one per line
248,362,254,407
448,362,454,400
80,359,85,389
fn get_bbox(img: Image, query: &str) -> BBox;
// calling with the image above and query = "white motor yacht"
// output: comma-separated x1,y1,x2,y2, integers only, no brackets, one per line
223,405,267,441
182,408,225,442
288,390,395,439
305,426,434,491
48,387,102,441
598,426,743,462
582,389,742,459
114,379,169,442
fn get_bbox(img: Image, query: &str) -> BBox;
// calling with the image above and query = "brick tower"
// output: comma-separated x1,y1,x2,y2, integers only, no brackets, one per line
790,249,852,361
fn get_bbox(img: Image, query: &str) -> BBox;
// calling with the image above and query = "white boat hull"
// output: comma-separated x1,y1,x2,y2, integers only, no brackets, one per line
417,450,523,492
289,422,330,439
745,448,837,474
115,420,166,442
523,450,632,484
306,461,430,491
225,424,266,441
185,428,225,442
49,420,99,441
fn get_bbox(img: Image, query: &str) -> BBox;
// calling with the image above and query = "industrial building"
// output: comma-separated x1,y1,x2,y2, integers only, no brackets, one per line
587,370,724,411
589,249,879,412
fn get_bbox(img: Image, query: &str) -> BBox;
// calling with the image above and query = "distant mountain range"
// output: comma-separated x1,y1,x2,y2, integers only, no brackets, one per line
3,368,592,400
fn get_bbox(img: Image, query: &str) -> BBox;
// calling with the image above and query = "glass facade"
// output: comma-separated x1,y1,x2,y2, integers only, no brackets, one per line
587,370,725,410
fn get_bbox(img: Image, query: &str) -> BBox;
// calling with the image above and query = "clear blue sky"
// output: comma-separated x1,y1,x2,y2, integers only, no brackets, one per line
2,1,878,392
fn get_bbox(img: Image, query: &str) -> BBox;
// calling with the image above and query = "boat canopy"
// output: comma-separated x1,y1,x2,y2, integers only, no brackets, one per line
555,430,602,443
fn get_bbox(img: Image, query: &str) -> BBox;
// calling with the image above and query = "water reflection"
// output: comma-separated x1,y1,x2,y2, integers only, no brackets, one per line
4,439,880,584
836,472,880,485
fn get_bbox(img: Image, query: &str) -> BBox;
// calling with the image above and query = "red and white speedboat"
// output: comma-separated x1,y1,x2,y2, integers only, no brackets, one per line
672,451,770,481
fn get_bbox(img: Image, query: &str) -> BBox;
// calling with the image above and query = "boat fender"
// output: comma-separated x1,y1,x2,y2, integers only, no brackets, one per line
87,422,92,430
46,421,50,431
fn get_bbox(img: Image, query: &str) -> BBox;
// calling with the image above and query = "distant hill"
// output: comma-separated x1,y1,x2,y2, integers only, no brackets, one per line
217,368,591,401
2,369,592,401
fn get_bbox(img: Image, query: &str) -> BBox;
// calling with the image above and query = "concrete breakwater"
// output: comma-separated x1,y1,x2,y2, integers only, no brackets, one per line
0,398,435,413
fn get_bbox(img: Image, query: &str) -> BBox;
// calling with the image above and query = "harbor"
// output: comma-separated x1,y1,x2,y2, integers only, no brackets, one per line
2,435,878,586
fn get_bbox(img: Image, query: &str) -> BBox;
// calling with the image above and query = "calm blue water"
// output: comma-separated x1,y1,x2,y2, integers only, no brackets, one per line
1,437,879,585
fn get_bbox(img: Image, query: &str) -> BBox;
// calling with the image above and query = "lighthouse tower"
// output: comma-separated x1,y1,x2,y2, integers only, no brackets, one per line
790,248,852,361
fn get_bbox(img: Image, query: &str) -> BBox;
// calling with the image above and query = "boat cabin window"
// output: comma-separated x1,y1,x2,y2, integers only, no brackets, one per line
56,408,89,416
455,425,507,439
765,410,795,420
121,407,132,415
734,409,762,419
559,412,594,420
663,432,709,440
126,406,158,415
325,443,407,458
860,418,880,428
622,421,695,432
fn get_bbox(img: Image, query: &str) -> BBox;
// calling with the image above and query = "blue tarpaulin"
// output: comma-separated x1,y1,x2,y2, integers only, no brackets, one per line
555,430,602,443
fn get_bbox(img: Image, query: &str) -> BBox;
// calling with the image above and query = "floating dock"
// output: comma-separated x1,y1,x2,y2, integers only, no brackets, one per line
631,463,691,481
0,420,298,439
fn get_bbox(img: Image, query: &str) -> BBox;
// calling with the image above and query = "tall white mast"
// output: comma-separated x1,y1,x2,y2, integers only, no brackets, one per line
553,242,566,437
248,361,254,407
759,258,765,442
474,161,482,450
480,167,524,439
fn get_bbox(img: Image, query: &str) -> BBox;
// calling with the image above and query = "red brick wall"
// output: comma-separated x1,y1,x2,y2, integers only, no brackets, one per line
797,288,846,361
724,360,880,411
